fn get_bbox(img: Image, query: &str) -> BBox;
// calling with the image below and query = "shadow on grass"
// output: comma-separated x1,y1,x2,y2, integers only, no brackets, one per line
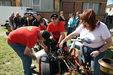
106,48,113,59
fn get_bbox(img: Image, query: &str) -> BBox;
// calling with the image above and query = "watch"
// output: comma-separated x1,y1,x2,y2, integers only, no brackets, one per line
98,50,102,53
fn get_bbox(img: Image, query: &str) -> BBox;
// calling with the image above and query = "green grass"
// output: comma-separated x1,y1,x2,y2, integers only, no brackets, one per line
0,28,39,75
0,35,23,75
0,27,113,75
0,28,8,32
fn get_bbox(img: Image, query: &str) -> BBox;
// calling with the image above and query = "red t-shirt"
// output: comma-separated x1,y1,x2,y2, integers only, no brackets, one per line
46,21,65,39
7,26,39,49
39,25,46,31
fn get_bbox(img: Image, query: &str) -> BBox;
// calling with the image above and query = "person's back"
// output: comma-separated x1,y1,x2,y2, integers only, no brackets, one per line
7,26,39,48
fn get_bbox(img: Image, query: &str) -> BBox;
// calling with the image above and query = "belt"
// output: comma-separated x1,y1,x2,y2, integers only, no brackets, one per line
83,45,103,51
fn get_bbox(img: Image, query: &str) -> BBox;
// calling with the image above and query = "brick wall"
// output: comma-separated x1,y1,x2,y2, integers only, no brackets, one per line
62,0,107,20
39,12,59,21
17,0,107,21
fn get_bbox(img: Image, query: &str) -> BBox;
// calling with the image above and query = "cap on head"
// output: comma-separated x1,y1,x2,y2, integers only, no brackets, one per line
50,13,58,18
36,13,41,16
41,30,50,41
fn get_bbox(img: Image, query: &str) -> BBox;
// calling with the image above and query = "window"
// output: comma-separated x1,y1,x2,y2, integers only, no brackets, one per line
0,1,2,6
0,0,11,6
82,2,100,15
5,1,11,6
33,0,41,10
32,0,53,12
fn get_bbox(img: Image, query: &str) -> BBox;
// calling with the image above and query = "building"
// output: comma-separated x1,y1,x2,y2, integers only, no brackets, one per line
0,0,107,21
106,4,113,16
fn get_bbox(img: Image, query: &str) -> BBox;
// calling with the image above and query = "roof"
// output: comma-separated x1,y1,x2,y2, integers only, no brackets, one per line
107,4,113,8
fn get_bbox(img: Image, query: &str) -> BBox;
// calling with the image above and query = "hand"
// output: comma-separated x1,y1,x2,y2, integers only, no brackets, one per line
51,38,56,42
32,54,37,60
90,51,100,57
56,43,59,47
59,41,64,48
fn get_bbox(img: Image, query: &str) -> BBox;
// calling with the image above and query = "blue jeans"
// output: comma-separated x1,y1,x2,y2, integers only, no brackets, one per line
8,43,33,75
82,46,106,75
67,27,73,35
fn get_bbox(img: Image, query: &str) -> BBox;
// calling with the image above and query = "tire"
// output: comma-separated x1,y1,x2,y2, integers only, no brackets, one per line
39,56,50,75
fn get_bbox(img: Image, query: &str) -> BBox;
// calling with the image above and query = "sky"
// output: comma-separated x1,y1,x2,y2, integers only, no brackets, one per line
107,0,113,5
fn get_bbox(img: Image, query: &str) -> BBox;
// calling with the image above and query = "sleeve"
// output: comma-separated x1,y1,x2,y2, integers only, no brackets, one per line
101,24,111,40
73,24,83,34
46,24,51,32
9,17,12,25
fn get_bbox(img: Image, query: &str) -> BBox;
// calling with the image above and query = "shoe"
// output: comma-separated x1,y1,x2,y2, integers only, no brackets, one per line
30,64,36,70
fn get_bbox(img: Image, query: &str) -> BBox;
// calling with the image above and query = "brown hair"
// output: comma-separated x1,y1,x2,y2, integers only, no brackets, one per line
80,9,99,31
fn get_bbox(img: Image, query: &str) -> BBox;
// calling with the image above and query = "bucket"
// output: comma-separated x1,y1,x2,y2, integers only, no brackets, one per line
35,49,47,63
98,58,113,75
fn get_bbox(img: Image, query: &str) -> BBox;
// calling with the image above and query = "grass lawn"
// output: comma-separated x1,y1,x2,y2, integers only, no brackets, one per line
0,26,113,75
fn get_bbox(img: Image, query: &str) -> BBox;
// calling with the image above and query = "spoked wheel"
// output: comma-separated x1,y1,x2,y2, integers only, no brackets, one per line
39,56,50,75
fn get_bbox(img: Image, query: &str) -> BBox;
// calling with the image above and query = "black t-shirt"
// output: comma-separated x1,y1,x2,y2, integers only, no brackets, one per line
32,19,42,27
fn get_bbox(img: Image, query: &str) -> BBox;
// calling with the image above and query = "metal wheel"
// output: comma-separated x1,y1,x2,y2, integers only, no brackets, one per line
39,56,50,75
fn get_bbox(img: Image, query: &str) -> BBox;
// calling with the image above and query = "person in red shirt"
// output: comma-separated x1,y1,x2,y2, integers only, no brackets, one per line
47,13,67,52
7,26,50,75
39,19,46,31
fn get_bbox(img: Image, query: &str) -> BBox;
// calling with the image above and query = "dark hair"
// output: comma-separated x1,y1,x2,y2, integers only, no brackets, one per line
71,13,74,16
41,30,50,41
80,9,98,31
40,19,45,23
24,13,27,15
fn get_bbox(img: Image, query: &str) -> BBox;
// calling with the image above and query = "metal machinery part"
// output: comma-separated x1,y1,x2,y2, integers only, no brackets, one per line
98,58,113,75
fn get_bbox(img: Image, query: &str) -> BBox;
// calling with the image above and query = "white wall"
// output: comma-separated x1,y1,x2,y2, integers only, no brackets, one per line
0,6,29,25
106,7,113,16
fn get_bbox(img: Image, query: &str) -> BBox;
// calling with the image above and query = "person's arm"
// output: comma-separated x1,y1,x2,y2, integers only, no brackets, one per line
59,31,77,48
9,17,12,25
39,41,48,53
24,47,37,60
49,32,54,39
58,32,64,44
90,37,112,57
38,31,48,53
